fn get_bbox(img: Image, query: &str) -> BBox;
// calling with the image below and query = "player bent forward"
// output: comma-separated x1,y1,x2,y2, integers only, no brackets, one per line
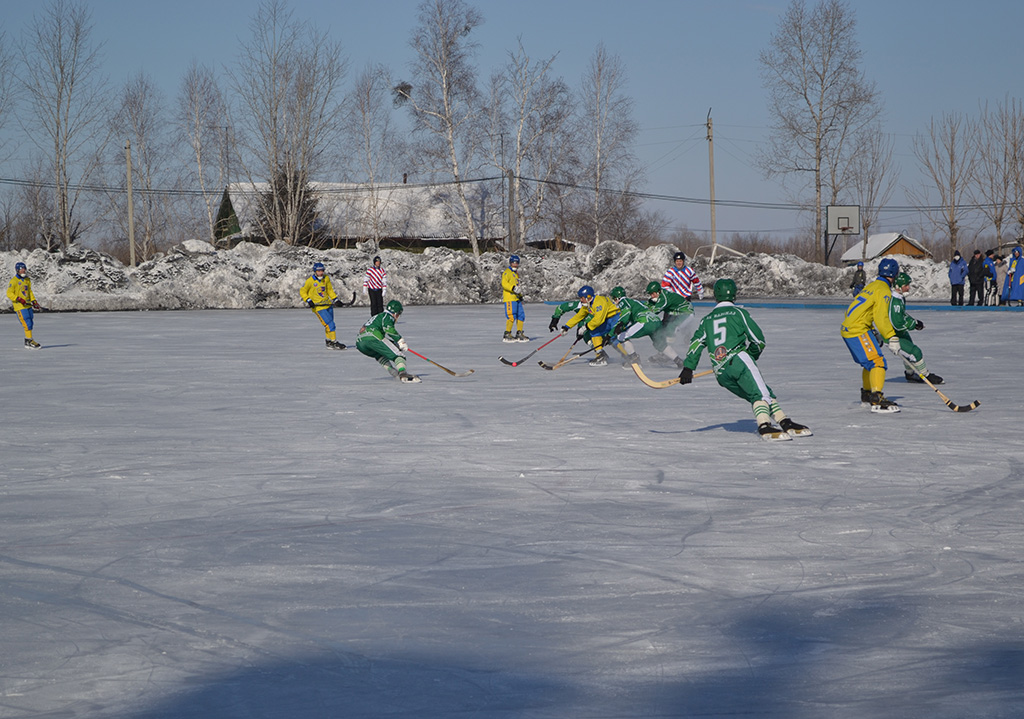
677,278,811,441
355,300,420,383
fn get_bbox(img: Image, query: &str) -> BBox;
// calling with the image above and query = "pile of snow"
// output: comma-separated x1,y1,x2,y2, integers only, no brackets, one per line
1,239,964,312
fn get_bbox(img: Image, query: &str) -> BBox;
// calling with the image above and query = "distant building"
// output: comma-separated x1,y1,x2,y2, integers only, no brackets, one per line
840,232,931,264
215,180,506,252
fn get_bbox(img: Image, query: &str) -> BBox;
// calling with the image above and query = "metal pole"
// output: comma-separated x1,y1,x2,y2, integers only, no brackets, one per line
125,139,136,268
707,108,717,265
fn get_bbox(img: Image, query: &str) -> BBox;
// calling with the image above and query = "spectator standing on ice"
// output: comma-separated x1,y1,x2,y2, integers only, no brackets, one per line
967,250,986,305
300,262,346,350
849,262,867,295
1005,246,1024,306
661,251,703,304
362,255,387,316
840,257,902,413
677,278,811,441
6,261,42,349
983,250,998,305
994,255,1009,305
948,250,968,306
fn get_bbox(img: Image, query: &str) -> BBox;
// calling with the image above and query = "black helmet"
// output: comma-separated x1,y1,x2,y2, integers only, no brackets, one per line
673,251,686,262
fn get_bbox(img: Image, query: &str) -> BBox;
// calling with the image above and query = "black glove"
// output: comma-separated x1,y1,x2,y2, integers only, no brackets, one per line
548,317,559,332
561,325,570,334
306,299,315,308
678,367,693,385
334,298,344,307
915,320,924,331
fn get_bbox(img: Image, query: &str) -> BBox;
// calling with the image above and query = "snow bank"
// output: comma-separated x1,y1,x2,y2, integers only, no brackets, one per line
1,240,958,311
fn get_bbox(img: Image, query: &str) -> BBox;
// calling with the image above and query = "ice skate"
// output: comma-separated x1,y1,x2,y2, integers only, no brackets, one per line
648,353,673,367
502,331,515,343
398,370,421,383
860,388,872,406
621,352,641,368
326,339,346,350
515,330,529,342
779,418,812,437
24,338,41,349
588,350,608,367
758,422,792,441
868,391,900,414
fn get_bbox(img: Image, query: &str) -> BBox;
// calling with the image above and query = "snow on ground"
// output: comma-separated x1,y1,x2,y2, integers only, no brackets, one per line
0,239,980,312
1,304,1021,718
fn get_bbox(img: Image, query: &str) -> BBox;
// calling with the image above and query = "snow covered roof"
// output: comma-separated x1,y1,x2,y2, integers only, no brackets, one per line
840,232,931,264
222,180,503,241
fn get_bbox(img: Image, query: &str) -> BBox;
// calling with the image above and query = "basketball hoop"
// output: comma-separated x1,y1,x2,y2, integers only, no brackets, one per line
840,227,852,234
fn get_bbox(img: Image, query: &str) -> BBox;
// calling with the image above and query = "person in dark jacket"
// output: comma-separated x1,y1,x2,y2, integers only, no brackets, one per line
967,249,986,305
948,251,968,306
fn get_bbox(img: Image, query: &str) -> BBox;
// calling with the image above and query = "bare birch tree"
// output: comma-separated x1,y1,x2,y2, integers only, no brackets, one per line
849,126,899,257
578,43,637,245
341,63,406,246
758,0,879,263
395,0,486,255
909,112,978,255
178,61,229,244
0,31,16,161
487,39,573,251
18,0,111,249
108,72,176,260
973,97,1024,248
230,0,347,245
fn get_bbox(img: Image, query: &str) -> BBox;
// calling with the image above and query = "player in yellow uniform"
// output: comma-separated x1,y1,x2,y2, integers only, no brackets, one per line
561,285,620,366
6,262,42,349
840,257,901,413
501,254,527,342
299,262,345,350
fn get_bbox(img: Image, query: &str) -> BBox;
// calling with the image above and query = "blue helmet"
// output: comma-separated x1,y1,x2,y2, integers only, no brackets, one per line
15,262,27,273
313,262,325,273
877,258,899,279
509,254,520,265
857,261,863,267
577,285,595,301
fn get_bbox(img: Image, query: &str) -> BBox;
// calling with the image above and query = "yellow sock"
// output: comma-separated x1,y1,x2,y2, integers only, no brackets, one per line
869,366,886,393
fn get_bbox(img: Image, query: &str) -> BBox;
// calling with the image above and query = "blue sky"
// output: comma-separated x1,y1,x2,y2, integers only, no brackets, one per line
4,0,1024,245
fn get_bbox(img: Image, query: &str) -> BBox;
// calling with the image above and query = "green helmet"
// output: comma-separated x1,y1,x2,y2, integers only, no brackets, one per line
645,280,662,294
610,286,626,300
386,299,403,315
894,272,912,288
713,278,737,302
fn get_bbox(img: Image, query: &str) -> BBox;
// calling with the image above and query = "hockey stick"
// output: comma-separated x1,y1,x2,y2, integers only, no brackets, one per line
537,334,582,370
335,291,357,307
538,345,597,370
499,332,564,367
631,363,713,389
406,347,475,377
918,372,980,413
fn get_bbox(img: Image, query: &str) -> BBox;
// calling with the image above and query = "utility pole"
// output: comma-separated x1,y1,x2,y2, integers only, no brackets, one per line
125,139,136,268
707,108,718,264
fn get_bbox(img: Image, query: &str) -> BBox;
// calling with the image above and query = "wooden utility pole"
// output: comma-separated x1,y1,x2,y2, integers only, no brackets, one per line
707,108,718,263
125,140,136,268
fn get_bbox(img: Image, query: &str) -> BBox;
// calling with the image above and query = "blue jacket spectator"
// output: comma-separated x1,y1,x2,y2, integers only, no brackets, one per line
948,251,968,305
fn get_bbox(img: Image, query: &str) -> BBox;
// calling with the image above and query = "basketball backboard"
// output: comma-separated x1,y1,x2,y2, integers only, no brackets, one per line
826,205,861,235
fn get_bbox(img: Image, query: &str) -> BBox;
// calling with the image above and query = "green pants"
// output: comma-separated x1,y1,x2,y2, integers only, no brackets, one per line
355,335,406,371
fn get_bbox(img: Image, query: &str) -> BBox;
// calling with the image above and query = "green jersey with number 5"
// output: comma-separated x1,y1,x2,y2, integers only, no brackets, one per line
682,302,767,372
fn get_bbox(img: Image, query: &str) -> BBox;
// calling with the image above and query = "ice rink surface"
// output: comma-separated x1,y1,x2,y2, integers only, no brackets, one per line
1,303,1021,718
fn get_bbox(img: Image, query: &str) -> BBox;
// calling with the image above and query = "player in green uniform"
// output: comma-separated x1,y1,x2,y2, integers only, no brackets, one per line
608,286,680,368
678,278,811,441
889,272,943,385
646,280,695,365
355,300,419,383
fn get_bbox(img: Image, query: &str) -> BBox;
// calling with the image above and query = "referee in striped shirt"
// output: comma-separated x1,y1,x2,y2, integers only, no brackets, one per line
363,255,388,316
